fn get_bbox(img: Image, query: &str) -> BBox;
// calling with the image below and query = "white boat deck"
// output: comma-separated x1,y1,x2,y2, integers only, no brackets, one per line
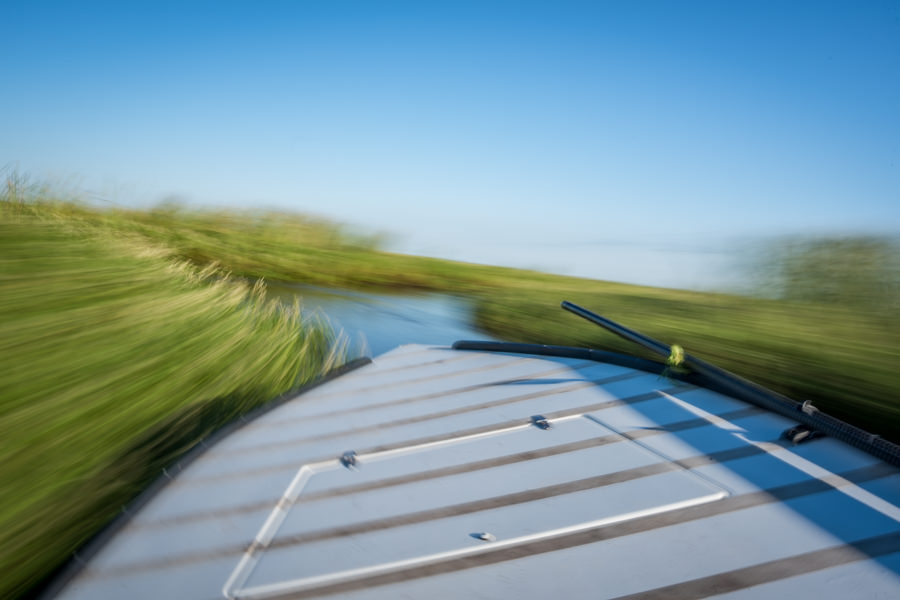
50,344,900,599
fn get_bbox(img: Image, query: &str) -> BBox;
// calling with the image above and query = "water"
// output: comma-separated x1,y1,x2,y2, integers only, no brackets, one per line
266,283,493,357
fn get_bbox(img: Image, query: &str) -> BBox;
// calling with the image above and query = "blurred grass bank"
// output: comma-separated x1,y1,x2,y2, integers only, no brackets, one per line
0,198,344,598
2,186,898,597
67,195,897,441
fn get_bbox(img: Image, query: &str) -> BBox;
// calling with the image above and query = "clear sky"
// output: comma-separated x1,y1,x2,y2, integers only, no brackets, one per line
3,1,899,288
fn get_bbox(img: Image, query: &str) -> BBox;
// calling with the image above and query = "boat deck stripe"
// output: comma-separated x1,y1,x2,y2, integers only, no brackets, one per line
242,359,606,431
609,531,900,600
364,351,482,376
137,406,762,529
261,464,898,599
301,441,766,505
304,355,535,401
84,417,871,580
172,383,696,484
225,370,646,455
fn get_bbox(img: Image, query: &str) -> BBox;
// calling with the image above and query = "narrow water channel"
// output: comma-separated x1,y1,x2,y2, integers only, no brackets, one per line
266,282,494,357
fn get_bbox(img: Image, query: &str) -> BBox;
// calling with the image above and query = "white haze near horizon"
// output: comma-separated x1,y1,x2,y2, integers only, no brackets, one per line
52,174,885,296
387,232,752,293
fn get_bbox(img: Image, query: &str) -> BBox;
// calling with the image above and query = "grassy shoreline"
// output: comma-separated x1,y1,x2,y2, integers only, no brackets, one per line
2,194,898,597
0,202,344,598
96,199,899,441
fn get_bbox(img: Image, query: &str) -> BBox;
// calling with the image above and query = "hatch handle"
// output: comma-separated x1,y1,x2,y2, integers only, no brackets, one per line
340,450,358,469
531,415,551,430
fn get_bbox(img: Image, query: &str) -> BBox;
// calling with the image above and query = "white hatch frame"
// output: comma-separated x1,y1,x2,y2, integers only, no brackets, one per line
223,413,729,600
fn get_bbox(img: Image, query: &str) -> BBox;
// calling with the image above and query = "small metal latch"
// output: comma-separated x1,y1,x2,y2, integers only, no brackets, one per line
340,450,358,468
782,425,822,445
531,415,551,430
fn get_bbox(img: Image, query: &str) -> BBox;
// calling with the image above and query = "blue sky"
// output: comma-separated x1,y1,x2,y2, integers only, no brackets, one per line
3,1,899,288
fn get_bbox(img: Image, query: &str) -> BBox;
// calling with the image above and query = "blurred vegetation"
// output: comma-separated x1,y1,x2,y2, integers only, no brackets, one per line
755,235,900,309
0,192,344,598
2,177,899,596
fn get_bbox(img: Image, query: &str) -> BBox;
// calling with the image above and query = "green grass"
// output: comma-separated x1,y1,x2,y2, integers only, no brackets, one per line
66,198,897,443
2,191,899,597
473,287,900,438
0,203,344,598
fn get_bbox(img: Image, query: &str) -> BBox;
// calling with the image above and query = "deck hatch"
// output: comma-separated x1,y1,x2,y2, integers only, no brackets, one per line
224,414,728,599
